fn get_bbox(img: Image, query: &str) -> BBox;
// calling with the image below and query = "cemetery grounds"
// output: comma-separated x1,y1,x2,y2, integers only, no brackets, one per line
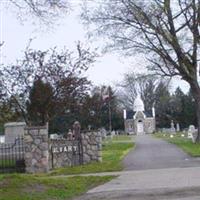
0,135,134,200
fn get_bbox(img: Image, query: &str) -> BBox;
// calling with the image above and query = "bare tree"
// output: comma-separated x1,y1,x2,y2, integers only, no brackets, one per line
82,0,200,141
0,43,97,124
4,0,70,24
117,72,166,110
0,42,4,47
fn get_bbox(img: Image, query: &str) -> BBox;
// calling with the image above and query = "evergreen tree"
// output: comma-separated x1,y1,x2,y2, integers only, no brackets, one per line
170,87,185,128
26,79,55,125
154,82,171,128
182,89,196,128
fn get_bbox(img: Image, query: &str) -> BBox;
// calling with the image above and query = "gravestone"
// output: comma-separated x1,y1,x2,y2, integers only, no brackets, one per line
111,130,116,137
4,122,26,143
170,120,176,134
100,128,107,139
0,135,5,143
50,134,59,139
188,125,196,139
188,125,198,143
88,125,91,131
176,123,180,132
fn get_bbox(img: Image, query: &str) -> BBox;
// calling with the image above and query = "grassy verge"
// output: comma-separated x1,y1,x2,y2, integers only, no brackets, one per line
0,174,114,200
108,135,134,142
154,132,200,157
50,135,134,175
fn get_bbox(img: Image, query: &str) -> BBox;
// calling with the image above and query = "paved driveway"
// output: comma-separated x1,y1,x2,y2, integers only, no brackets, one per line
123,135,200,170
74,135,200,200
75,167,200,200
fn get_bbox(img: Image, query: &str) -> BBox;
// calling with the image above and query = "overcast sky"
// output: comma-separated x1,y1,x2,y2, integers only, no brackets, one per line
0,1,190,92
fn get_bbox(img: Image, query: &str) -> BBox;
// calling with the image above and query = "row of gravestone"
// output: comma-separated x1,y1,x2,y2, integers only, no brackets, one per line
161,124,198,143
161,120,180,134
99,128,125,140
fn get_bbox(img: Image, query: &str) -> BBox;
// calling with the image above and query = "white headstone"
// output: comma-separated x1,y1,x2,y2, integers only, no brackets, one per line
176,123,180,132
0,135,5,143
188,125,196,139
50,134,59,139
170,120,176,133
100,128,107,139
111,130,116,136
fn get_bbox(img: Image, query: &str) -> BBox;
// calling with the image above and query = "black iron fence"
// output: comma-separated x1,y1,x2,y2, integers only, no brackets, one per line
0,137,25,173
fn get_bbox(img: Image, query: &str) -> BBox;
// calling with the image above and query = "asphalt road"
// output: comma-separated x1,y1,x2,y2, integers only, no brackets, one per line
74,167,200,200
75,187,200,200
73,135,200,200
123,135,200,170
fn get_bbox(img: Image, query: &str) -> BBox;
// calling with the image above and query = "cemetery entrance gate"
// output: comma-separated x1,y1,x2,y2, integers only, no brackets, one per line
50,138,83,168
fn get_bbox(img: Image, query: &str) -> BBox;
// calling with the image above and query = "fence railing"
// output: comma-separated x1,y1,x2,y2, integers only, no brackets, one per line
0,137,25,173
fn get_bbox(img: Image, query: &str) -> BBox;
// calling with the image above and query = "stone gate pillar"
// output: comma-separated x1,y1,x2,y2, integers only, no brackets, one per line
24,125,49,173
81,132,102,164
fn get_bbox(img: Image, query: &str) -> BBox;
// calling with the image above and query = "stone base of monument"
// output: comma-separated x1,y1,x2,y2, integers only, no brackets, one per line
191,132,198,143
171,128,176,134
188,132,193,139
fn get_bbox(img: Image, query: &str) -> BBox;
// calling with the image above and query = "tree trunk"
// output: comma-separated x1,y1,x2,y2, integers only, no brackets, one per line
189,81,200,143
196,102,200,142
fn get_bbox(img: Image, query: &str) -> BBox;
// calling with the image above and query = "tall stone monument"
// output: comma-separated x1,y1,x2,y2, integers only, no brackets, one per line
170,120,176,134
176,123,180,132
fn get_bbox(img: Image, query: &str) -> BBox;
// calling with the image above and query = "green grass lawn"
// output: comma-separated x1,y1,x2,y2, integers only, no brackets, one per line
0,174,114,200
50,135,134,175
154,132,200,157
107,135,134,142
